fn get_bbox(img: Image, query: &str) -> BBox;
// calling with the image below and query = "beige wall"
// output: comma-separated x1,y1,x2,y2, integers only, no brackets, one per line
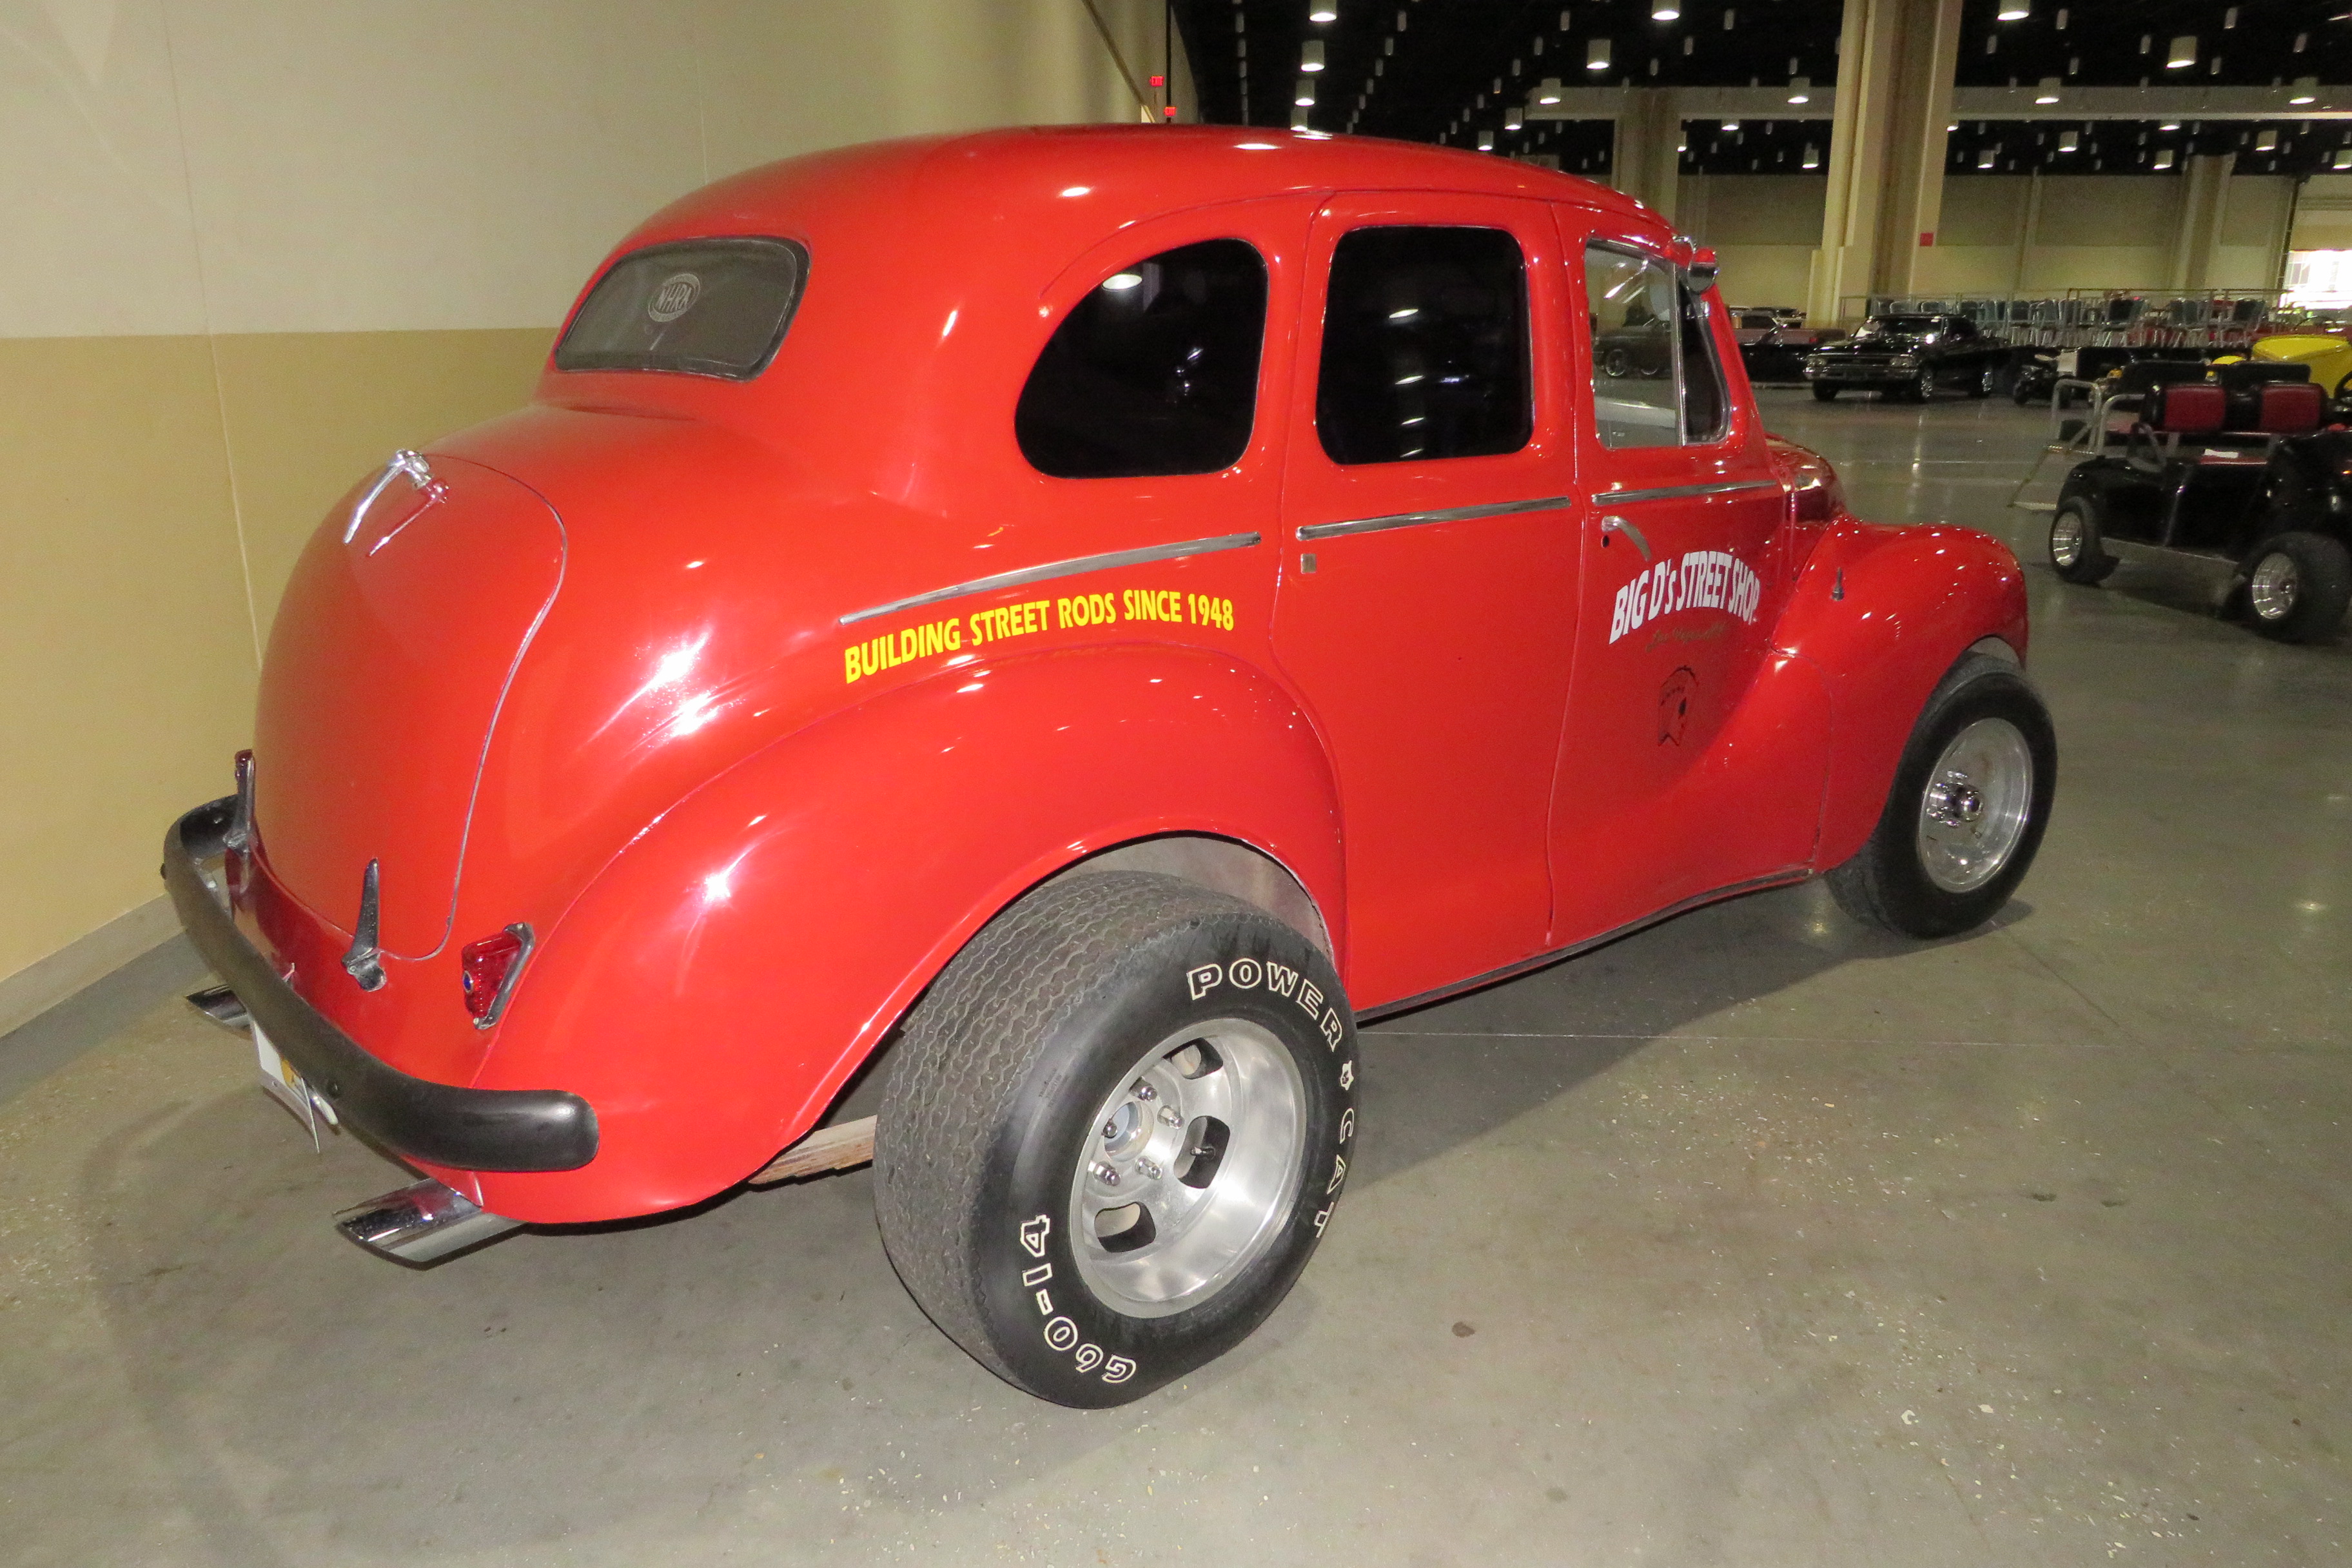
1683,172,2294,313
0,0,1186,1006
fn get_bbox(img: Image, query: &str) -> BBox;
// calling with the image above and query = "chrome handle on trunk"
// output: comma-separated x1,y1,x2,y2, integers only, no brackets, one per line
343,450,443,545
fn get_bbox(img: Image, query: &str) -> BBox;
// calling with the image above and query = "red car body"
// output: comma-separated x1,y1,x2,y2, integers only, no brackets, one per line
170,127,2028,1229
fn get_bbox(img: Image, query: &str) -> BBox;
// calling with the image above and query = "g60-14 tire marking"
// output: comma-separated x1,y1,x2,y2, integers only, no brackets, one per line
1017,1212,1138,1386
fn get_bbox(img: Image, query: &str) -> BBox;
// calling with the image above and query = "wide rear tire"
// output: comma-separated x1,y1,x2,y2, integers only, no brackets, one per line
874,872,1355,1407
1828,653,2057,939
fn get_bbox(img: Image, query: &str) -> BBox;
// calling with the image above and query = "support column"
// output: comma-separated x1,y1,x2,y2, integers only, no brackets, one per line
1808,0,1963,324
1610,90,1683,226
2170,153,2235,291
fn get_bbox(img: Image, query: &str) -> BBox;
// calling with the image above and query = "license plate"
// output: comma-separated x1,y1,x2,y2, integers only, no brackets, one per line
255,1023,336,1150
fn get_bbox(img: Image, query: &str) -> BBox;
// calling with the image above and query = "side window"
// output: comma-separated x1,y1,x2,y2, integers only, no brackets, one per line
1316,226,1532,466
1015,239,1268,479
1585,242,1730,447
1680,279,1729,444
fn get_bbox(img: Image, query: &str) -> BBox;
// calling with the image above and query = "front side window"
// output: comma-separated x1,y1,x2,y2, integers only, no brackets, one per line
1585,243,1730,447
1015,239,1268,479
554,237,808,380
1317,226,1532,466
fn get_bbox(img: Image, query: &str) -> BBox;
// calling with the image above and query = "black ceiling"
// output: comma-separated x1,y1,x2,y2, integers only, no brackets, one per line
1173,0,2352,175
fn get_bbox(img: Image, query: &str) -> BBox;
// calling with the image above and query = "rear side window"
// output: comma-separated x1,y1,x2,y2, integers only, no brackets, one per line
1317,226,1532,465
1015,239,1268,479
1585,243,1730,447
554,238,808,380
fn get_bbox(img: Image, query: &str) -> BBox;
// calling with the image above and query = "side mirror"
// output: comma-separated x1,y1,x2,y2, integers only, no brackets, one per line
1687,256,1720,293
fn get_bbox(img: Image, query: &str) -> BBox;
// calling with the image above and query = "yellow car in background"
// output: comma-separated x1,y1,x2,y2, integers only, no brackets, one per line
2242,333,2352,401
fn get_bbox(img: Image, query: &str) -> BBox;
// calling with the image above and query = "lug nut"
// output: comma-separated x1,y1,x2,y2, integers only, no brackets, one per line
1137,1159,1162,1181
1132,1081,1157,1101
1090,1161,1119,1186
1159,1106,1182,1128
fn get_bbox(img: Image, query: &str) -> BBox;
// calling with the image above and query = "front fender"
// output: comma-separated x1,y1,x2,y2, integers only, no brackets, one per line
1773,522,2030,871
462,643,1343,1223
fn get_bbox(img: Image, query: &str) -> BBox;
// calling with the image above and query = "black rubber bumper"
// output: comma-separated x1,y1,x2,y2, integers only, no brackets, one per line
164,797,598,1172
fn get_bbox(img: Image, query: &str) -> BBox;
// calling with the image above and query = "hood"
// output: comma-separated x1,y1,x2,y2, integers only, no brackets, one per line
254,456,564,957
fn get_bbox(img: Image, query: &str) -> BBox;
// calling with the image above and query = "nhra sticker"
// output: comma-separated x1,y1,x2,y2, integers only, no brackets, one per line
1609,549,1761,644
647,272,701,322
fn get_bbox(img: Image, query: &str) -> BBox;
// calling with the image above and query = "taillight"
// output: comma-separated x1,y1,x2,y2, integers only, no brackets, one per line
460,925,534,1028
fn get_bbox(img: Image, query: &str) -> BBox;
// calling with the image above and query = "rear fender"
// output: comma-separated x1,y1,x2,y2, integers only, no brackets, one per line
1773,523,2030,871
462,643,1342,1222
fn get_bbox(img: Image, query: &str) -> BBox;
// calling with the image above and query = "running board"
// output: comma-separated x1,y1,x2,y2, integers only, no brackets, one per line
748,1116,876,1186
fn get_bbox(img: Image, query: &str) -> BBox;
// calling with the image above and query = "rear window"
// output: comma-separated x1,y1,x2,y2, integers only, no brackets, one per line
554,238,808,380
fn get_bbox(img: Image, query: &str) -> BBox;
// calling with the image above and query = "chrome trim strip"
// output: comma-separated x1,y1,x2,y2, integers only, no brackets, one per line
838,533,1263,626
1589,479,1783,505
1295,494,1574,543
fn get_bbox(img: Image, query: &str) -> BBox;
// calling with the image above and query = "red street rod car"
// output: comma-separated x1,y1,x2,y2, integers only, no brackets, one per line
165,127,2053,1407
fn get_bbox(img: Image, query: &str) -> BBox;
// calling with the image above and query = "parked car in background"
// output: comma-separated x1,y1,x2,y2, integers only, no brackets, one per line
163,126,2054,1408
2244,331,2352,404
1805,312,2008,402
1733,308,1846,384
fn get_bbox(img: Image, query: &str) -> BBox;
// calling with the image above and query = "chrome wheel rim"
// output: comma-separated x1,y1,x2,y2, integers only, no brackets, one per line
1915,718,2035,894
1067,1019,1306,1320
2248,552,2300,621
2050,509,2086,568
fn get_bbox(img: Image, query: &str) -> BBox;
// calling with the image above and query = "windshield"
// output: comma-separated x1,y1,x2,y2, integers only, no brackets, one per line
554,237,808,379
1857,315,1941,339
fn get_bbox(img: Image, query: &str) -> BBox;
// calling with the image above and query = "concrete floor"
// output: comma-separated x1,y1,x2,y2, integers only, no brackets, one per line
3,390,2347,1567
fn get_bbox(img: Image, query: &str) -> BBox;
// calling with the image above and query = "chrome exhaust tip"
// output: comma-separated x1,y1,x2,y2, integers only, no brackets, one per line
185,984,250,1030
334,1179,522,1264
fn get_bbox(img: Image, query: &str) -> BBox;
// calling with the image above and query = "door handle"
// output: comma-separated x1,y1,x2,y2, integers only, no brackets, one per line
1598,514,1653,561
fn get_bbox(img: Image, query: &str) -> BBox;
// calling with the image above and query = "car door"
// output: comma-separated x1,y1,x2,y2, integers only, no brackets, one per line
1547,225,1807,941
1270,193,1580,1008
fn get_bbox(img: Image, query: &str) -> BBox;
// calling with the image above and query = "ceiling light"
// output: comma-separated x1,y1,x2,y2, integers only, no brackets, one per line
1479,130,1496,152
1506,109,1524,130
2035,77,2061,104
2058,130,2078,151
1309,1,1337,21
1721,119,1740,131
2335,149,2352,170
2257,128,2278,152
1295,77,1317,105
1652,1,1679,17
2291,76,2320,106
1291,109,1311,130
1300,39,1326,71
1788,75,1810,104
2153,148,2175,168
1537,77,1563,104
1977,148,1997,168
1801,144,1819,168
2159,121,2180,130
2166,35,2196,68
1997,0,2029,17
1587,38,1611,71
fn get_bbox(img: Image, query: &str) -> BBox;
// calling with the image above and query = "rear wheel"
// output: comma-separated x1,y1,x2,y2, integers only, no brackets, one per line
1812,383,1839,402
2048,495,2121,585
1828,654,2057,939
874,872,1354,1407
2240,531,2352,643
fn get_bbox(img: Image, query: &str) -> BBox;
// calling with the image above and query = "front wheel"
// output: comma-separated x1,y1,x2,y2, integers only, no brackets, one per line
1827,653,2057,939
2240,531,2352,643
874,872,1355,1407
1812,383,1839,402
2048,495,2121,584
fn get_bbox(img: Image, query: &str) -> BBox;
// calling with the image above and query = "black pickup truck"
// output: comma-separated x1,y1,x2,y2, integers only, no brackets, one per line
1805,313,2008,402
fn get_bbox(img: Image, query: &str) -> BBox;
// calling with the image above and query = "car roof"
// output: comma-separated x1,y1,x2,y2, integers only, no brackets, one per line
615,125,1664,258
